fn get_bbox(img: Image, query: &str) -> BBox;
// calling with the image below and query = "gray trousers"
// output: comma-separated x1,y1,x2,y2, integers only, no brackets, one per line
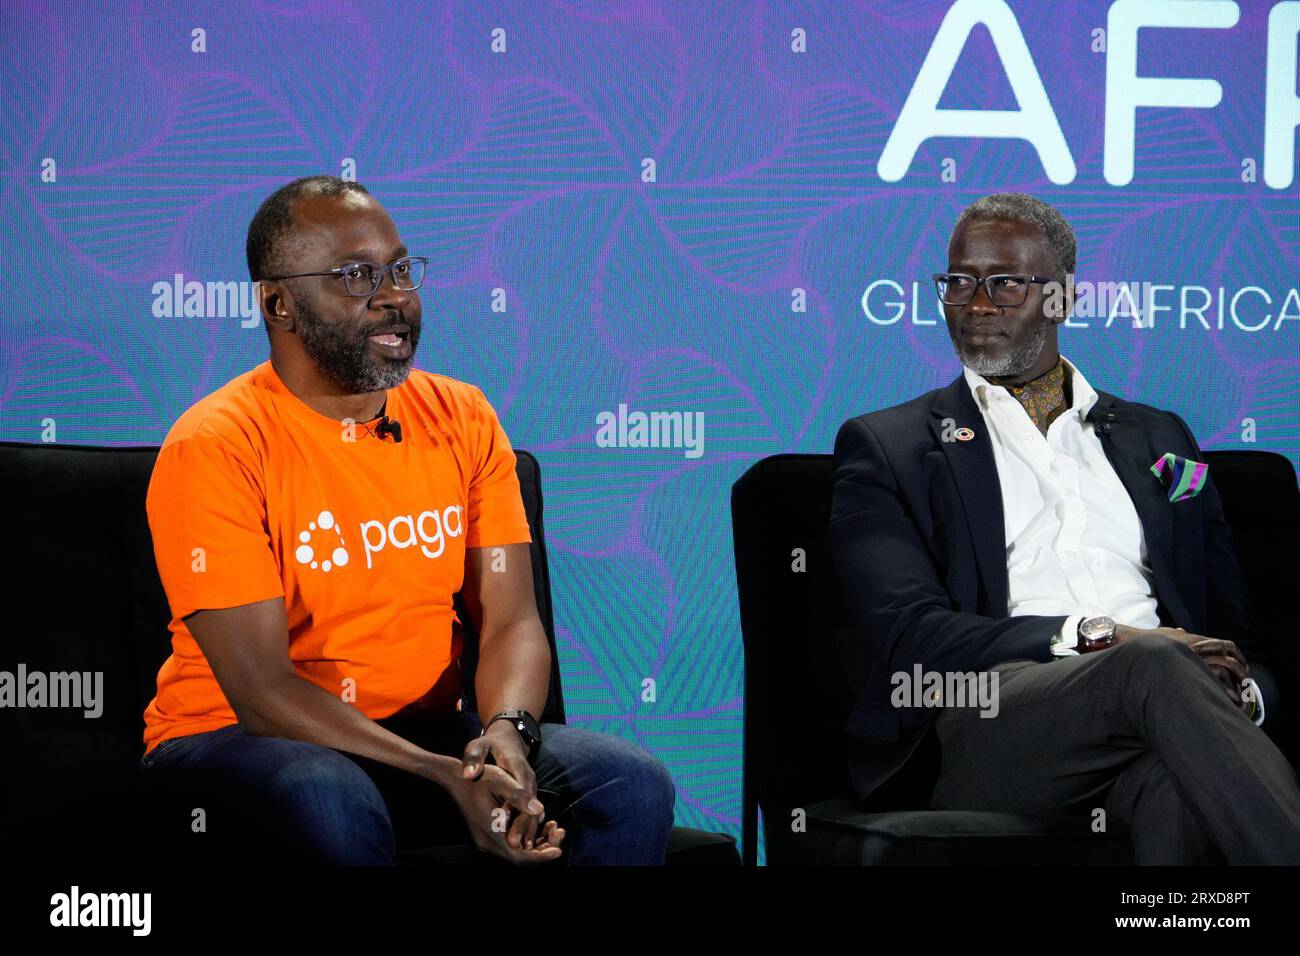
926,632,1300,864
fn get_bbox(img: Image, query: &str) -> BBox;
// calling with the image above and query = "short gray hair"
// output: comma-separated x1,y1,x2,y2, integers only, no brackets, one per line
953,193,1076,282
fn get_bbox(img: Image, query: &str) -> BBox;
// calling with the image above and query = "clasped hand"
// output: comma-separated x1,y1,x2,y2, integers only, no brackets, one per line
1146,625,1255,717
446,721,565,863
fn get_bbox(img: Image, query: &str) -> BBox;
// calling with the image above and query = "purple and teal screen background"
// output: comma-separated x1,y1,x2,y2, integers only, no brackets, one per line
3,1,1297,858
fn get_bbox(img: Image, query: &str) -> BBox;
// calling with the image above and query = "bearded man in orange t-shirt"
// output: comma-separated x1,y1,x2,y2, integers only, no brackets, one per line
139,176,675,866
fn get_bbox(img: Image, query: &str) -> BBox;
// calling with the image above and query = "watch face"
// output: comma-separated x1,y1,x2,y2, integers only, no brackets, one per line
511,712,541,746
1081,616,1115,643
1076,616,1118,647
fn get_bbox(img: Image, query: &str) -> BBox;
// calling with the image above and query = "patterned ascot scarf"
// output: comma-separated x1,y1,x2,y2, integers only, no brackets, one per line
985,353,1072,437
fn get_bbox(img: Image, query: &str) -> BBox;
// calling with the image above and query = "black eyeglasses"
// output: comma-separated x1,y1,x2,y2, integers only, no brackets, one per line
264,255,429,297
933,272,1054,307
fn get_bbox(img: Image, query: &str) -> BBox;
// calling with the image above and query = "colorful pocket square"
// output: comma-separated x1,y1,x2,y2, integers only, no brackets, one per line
1150,452,1209,502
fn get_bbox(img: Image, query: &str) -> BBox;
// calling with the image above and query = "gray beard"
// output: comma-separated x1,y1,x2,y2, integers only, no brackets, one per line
953,319,1051,378
295,300,416,394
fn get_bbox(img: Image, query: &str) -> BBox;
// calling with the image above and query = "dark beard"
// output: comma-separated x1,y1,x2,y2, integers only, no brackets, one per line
295,298,418,393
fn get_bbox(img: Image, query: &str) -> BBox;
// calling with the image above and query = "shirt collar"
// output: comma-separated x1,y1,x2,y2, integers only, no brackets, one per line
962,353,1099,421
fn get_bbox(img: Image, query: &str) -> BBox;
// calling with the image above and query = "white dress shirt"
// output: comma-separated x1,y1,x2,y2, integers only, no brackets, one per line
962,353,1264,726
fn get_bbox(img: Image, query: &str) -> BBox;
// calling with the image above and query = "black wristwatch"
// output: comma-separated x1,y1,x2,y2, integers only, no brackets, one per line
484,709,541,760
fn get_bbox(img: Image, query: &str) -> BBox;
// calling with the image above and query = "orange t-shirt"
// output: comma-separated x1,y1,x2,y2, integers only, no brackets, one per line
142,360,532,755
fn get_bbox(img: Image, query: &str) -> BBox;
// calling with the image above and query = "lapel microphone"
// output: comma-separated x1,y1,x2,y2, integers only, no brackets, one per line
370,397,403,443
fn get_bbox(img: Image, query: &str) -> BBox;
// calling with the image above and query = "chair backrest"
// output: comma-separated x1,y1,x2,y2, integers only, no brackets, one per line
1197,451,1300,678
731,448,1300,866
731,454,851,865
0,440,564,835
455,450,566,724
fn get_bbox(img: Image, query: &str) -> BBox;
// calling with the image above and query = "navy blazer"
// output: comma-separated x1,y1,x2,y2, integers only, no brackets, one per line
828,370,1274,807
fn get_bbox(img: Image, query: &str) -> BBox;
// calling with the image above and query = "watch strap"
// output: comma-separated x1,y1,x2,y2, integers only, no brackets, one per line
484,710,541,758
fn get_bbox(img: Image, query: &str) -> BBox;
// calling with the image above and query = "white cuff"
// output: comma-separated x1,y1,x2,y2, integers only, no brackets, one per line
1242,678,1266,726
1051,613,1089,657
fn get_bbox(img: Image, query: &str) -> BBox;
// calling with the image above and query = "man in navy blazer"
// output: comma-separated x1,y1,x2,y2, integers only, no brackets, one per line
829,193,1300,864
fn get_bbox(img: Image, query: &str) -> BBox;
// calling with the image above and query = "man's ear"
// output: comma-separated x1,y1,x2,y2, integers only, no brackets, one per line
1059,282,1075,325
259,280,295,334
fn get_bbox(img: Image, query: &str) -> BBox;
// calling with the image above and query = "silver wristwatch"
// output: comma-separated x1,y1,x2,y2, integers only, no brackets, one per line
1077,615,1117,652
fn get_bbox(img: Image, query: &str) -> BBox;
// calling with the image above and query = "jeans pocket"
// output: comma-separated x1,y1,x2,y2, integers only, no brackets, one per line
140,733,195,769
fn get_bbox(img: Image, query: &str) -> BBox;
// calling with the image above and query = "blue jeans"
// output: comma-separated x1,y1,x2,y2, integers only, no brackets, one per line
139,709,675,865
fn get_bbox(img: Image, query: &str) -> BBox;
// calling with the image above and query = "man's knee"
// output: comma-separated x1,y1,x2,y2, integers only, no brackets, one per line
265,746,378,807
262,747,395,863
622,749,676,825
553,731,676,827
1110,632,1205,683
